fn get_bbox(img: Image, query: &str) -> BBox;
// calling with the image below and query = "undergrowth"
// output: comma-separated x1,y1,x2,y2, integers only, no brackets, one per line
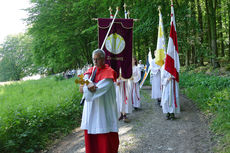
180,71,230,153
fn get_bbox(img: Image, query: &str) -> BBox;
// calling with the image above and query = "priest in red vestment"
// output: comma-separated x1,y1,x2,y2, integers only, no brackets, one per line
80,49,119,153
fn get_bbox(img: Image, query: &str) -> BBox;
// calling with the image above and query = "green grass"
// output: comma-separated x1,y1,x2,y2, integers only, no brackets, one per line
0,76,82,153
180,71,230,153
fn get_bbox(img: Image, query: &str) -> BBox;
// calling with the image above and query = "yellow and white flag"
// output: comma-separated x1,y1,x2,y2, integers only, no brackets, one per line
155,8,166,66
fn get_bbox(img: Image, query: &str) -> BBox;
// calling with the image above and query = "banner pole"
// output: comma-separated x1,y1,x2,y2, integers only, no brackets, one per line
100,7,119,50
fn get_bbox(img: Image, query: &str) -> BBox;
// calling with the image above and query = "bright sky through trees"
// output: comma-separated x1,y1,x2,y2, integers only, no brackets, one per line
0,0,30,44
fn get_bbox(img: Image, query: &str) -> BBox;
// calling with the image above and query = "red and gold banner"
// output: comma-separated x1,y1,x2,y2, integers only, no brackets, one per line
98,18,133,79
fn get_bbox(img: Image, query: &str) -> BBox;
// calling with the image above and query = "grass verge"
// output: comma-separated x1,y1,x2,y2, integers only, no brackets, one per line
0,76,82,153
180,71,230,153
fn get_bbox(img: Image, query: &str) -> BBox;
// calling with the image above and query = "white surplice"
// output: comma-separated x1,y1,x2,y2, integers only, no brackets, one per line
116,79,133,114
150,58,162,99
131,65,141,108
115,82,120,113
81,77,119,134
161,65,180,114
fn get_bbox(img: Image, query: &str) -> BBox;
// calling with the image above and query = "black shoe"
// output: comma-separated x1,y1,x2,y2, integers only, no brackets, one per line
119,113,124,121
157,99,161,106
134,107,141,111
170,113,175,120
123,115,130,123
166,113,170,120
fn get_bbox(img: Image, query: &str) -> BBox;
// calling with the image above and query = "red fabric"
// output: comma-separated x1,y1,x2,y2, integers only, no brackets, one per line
123,82,127,104
170,23,178,53
84,130,119,153
165,4,180,83
165,55,179,82
84,64,117,83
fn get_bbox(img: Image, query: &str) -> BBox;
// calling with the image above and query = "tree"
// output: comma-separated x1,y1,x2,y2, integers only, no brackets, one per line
207,0,220,67
0,34,34,81
196,0,204,65
24,0,229,71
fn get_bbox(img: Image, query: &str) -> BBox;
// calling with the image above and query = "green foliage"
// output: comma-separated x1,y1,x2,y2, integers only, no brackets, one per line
0,34,35,81
54,74,65,81
26,0,104,72
25,0,173,71
180,71,230,153
0,77,82,153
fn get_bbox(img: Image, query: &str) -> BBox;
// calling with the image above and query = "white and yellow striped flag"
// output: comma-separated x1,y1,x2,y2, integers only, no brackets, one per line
155,7,166,66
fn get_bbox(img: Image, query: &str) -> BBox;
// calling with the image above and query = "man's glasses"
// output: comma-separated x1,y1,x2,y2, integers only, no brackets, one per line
93,58,102,61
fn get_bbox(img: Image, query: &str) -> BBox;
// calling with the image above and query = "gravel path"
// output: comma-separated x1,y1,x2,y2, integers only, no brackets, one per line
45,87,215,153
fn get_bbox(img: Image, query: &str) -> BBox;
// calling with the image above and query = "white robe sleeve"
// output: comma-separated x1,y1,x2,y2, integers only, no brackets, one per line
161,69,171,86
133,66,141,83
83,79,114,102
150,59,160,75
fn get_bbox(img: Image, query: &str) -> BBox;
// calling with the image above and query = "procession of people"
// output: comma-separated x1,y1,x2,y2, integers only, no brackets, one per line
77,1,180,152
78,47,180,152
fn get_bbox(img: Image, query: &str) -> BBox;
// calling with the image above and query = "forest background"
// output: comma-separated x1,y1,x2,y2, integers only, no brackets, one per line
0,0,230,81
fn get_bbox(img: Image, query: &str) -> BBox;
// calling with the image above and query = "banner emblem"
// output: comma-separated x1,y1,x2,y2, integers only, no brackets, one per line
105,33,125,54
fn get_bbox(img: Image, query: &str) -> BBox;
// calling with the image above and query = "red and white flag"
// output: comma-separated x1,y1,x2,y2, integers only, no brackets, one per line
165,2,180,82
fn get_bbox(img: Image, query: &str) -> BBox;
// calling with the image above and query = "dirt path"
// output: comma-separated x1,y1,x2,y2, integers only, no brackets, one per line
45,87,214,153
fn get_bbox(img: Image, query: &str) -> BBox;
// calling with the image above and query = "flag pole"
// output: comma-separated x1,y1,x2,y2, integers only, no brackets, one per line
108,6,113,18
123,3,127,19
127,10,130,19
158,6,161,12
168,0,174,107
100,7,119,50
148,47,152,67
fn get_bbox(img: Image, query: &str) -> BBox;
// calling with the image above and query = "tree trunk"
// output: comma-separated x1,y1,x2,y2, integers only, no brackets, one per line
207,0,220,67
190,0,197,64
196,0,204,65
191,46,196,64
205,0,212,64
217,0,224,57
228,2,230,61
137,35,140,60
133,35,136,56
184,9,190,67
144,37,149,60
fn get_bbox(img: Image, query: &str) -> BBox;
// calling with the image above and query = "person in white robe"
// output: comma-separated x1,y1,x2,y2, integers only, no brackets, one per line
150,51,162,104
161,64,180,120
131,57,141,109
137,60,144,83
80,49,119,153
116,78,133,123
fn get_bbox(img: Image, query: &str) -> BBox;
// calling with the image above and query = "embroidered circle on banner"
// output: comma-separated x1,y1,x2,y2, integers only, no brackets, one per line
105,33,125,54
